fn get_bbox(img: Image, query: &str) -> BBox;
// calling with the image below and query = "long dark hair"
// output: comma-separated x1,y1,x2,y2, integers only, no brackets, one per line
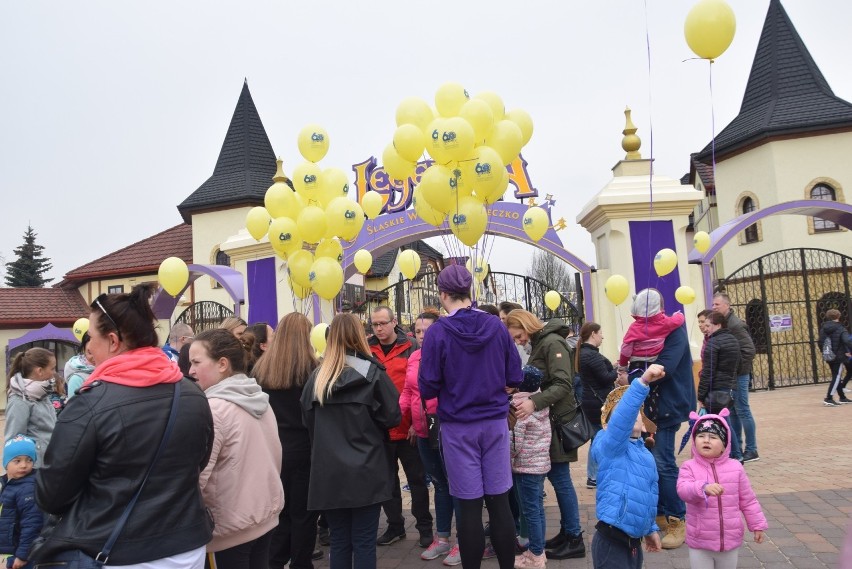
90,284,159,350
254,313,317,390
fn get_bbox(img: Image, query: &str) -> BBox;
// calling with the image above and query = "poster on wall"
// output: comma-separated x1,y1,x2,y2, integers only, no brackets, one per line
769,314,792,332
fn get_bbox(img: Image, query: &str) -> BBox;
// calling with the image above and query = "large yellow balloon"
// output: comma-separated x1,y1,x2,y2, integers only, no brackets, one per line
435,82,469,117
361,191,384,219
459,99,494,142
158,257,190,296
522,206,550,242
309,257,344,300
310,323,329,354
425,118,452,165
604,275,630,306
418,164,456,214
653,248,678,277
449,197,487,247
382,143,416,183
469,146,503,198
506,108,534,147
474,91,505,122
466,257,488,282
393,124,426,163
684,0,736,60
297,205,327,244
245,207,271,241
544,290,561,311
288,249,315,288
325,197,365,241
293,162,323,204
265,181,298,219
396,97,434,132
72,318,89,341
675,285,696,305
475,167,510,205
412,187,446,227
318,168,350,208
315,238,344,263
440,117,476,162
398,249,421,280
297,124,330,163
354,249,373,274
268,217,302,256
486,120,524,166
290,278,312,299
693,231,711,254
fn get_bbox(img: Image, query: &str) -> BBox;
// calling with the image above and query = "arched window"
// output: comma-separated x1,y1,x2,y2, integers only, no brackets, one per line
742,197,758,243
215,250,231,267
811,184,839,232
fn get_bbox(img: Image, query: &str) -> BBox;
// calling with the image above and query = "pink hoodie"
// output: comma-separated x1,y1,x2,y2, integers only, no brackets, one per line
676,409,768,552
401,349,438,438
619,312,685,367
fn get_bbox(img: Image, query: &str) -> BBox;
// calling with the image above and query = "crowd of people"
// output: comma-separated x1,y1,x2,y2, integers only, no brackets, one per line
7,267,852,568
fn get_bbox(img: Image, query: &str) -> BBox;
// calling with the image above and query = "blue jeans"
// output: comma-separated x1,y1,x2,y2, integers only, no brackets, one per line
417,437,460,538
587,423,603,481
591,530,642,569
513,473,546,555
649,425,685,519
729,374,758,455
546,462,581,536
324,503,381,569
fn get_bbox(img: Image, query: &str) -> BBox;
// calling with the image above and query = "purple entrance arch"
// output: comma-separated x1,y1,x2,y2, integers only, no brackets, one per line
688,199,852,307
152,264,245,320
342,201,596,321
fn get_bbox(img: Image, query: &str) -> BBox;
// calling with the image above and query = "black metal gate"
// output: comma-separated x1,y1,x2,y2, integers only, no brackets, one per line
173,301,234,333
718,248,852,389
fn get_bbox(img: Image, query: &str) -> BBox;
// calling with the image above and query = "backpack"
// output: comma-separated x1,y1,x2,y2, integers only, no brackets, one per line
822,338,836,362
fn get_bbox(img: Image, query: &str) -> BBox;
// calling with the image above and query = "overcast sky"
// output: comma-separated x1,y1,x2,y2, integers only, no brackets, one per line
2,1,851,284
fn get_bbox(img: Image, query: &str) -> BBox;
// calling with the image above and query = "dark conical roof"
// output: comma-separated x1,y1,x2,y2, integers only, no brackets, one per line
696,0,852,161
178,81,277,222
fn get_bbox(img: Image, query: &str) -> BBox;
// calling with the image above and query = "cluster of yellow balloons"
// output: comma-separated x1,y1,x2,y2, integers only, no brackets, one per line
684,0,736,61
387,83,534,247
158,257,190,296
244,127,369,300
72,318,89,341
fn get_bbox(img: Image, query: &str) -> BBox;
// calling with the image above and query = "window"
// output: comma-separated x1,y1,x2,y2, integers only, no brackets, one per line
215,250,231,267
107,285,124,294
810,184,839,232
742,197,758,243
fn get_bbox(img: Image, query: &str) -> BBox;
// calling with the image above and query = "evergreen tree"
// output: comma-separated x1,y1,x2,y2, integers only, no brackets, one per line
5,225,54,287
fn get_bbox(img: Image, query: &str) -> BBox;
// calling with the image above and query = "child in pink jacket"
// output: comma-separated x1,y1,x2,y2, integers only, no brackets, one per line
618,289,685,368
677,409,767,568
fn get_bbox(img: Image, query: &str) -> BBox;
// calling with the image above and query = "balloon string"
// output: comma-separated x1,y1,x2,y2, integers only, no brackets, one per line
643,0,656,305
709,60,717,212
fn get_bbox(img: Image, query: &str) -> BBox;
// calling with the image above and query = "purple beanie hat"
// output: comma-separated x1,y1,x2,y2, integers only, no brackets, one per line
437,265,473,295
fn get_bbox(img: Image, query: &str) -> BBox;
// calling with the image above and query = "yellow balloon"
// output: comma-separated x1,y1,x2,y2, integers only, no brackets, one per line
447,161,474,199
506,108,534,147
290,278,312,299
440,117,476,163
449,197,487,247
393,123,426,163
318,168,350,208
158,257,190,296
309,257,344,300
297,124,330,163
418,164,456,214
473,91,505,122
675,285,696,305
459,99,494,142
361,191,384,219
654,248,678,277
268,217,302,256
310,323,329,354
325,197,365,241
354,249,373,274
435,82,470,117
288,249,315,288
469,146,503,198
412,187,446,227
396,97,434,132
382,143,416,183
315,238,344,263
475,167,510,205
265,181,298,219
292,162,323,204
604,275,630,306
466,257,488,282
684,0,736,60
544,290,561,311
425,117,452,165
693,231,711,254
245,207,271,241
72,318,89,341
398,249,421,280
297,205,327,244
522,206,550,242
486,120,524,166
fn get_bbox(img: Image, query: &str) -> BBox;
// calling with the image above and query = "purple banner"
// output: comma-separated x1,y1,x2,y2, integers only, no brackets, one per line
247,257,278,326
628,220,684,314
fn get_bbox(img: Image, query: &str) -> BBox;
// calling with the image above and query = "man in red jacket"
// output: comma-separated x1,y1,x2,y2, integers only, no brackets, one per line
369,306,434,548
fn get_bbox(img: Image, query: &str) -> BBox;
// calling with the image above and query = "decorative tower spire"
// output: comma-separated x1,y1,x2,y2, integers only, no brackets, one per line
273,157,290,183
622,107,642,160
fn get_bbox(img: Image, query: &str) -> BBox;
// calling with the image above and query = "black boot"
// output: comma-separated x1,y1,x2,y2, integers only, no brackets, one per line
544,528,567,550
545,531,585,560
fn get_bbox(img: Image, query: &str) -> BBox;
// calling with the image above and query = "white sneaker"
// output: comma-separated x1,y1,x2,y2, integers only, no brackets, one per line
422,539,451,560
443,544,462,566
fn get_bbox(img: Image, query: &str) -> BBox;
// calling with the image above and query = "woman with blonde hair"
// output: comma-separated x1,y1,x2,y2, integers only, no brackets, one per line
219,316,248,338
300,313,401,569
254,313,319,569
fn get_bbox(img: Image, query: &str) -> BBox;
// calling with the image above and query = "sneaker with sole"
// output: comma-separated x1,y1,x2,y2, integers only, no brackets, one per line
824,397,841,407
514,550,546,568
377,528,406,546
312,549,324,561
586,478,596,489
442,545,461,566
421,539,451,560
482,543,497,559
839,396,852,404
742,450,760,463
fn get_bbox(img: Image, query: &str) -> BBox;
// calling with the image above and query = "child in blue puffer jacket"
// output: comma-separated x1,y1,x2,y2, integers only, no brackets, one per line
0,435,44,569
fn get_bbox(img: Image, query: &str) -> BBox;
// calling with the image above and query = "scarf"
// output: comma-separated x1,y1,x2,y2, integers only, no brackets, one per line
85,347,182,388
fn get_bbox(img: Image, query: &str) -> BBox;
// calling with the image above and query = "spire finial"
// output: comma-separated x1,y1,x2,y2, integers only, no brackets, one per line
273,157,290,183
622,107,642,160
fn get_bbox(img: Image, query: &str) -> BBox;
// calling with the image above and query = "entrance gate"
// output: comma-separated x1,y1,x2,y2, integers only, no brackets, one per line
718,248,852,390
174,301,234,333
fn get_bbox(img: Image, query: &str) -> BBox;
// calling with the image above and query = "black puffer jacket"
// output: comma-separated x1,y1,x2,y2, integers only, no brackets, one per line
698,328,741,402
724,311,756,375
818,320,851,364
577,343,616,424
301,352,401,511
34,378,214,565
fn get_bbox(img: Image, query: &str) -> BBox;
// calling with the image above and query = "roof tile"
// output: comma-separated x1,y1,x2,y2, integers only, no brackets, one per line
0,288,89,325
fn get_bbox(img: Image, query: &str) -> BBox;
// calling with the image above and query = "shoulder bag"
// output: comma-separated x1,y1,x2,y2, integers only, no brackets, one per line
552,403,593,452
32,381,182,568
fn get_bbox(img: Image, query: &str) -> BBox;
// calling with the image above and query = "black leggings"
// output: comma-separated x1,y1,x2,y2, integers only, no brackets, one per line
457,491,515,569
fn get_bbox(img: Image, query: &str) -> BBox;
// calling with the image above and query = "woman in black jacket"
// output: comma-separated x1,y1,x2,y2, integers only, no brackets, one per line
576,322,618,489
301,313,401,569
698,311,741,417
